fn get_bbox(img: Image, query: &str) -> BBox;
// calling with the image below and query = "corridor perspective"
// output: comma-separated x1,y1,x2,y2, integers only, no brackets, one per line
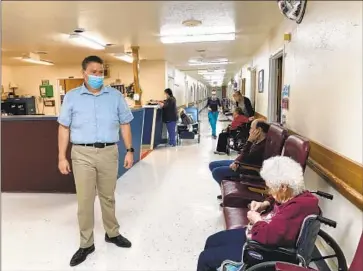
1,1,362,271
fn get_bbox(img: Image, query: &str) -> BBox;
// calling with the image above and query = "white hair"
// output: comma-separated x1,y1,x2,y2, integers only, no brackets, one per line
260,156,305,196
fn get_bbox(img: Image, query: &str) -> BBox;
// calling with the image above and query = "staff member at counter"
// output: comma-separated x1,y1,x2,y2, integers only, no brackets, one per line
158,88,178,147
58,55,134,267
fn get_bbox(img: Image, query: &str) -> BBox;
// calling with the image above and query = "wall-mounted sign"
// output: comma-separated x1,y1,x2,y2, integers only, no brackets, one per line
282,84,290,97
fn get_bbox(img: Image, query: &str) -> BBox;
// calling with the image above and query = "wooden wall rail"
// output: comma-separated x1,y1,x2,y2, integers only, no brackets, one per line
254,112,363,211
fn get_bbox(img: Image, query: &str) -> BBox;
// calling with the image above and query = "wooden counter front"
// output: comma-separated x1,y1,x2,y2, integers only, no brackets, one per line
1,116,76,193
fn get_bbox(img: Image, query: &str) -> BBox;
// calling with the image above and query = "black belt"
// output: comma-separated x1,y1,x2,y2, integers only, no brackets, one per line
74,143,116,148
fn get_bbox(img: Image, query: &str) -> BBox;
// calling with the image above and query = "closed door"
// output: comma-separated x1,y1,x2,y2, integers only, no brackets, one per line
276,57,283,122
64,79,84,92
250,71,257,109
241,78,246,96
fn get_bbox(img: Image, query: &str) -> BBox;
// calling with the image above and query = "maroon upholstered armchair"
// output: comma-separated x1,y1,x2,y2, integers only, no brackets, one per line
223,135,310,230
220,125,289,208
230,124,288,178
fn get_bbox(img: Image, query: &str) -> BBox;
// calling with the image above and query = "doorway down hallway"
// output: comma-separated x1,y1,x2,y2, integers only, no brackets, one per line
2,111,230,271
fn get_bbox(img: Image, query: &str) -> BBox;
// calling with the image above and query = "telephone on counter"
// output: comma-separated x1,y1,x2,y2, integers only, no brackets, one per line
147,100,160,105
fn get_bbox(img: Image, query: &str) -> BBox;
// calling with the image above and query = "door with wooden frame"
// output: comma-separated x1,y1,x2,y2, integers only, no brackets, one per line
241,78,246,96
250,70,257,111
276,57,283,122
59,78,84,93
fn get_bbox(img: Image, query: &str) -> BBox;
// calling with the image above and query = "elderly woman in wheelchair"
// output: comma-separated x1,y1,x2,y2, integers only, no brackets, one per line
197,156,322,271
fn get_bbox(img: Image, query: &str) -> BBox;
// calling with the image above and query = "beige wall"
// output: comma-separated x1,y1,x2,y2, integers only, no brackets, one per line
1,60,168,115
139,60,167,103
1,65,14,93
234,1,362,265
1,60,208,114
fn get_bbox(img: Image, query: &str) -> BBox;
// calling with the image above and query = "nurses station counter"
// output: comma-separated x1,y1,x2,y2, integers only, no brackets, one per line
142,105,167,149
1,108,145,193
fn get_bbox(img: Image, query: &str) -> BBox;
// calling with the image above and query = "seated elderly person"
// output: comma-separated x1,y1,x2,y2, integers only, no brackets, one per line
197,156,320,271
214,107,254,155
209,119,269,188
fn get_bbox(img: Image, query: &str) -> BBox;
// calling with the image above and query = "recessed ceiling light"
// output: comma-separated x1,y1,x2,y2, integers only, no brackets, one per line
182,19,202,27
161,33,235,44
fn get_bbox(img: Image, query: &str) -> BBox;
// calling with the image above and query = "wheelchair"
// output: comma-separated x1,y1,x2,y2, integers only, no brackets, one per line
219,191,349,271
222,98,232,115
176,106,200,145
226,122,251,155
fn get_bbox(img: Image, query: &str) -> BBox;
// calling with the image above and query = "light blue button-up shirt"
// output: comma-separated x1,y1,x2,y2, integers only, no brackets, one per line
58,84,134,144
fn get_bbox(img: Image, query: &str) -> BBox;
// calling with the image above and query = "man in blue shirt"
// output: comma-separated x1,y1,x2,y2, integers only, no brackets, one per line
58,56,134,267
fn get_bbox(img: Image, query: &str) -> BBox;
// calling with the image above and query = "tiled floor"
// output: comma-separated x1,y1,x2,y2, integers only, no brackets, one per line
1,111,232,271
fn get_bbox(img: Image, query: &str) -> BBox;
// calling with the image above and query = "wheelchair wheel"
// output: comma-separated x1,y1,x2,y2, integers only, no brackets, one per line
312,230,348,271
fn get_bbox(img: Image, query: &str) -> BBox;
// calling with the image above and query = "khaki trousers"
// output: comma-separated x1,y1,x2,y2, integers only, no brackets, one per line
71,144,120,248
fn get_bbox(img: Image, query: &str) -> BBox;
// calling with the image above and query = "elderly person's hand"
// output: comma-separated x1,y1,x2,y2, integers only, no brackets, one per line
247,210,262,224
229,162,239,171
250,200,270,212
248,129,261,142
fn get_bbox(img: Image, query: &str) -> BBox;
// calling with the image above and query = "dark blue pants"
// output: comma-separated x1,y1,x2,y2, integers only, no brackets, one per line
166,121,177,146
197,228,246,271
209,160,240,185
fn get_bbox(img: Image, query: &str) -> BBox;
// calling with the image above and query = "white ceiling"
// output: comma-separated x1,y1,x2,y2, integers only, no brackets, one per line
1,1,283,85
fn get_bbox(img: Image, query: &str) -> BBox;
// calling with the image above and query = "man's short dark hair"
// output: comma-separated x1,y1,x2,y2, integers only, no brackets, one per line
82,55,104,70
234,107,243,115
256,121,270,133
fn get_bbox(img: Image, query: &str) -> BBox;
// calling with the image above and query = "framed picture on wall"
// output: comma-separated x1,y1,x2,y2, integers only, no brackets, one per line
258,69,264,93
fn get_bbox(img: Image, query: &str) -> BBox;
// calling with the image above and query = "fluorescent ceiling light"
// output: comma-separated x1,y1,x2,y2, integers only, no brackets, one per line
198,69,226,75
16,54,54,66
114,54,133,63
21,57,54,65
189,58,230,66
161,32,235,44
161,25,235,36
203,76,224,80
69,33,105,50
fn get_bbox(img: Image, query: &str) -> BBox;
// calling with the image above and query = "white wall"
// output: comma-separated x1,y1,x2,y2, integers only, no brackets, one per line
233,1,363,265
167,64,208,107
